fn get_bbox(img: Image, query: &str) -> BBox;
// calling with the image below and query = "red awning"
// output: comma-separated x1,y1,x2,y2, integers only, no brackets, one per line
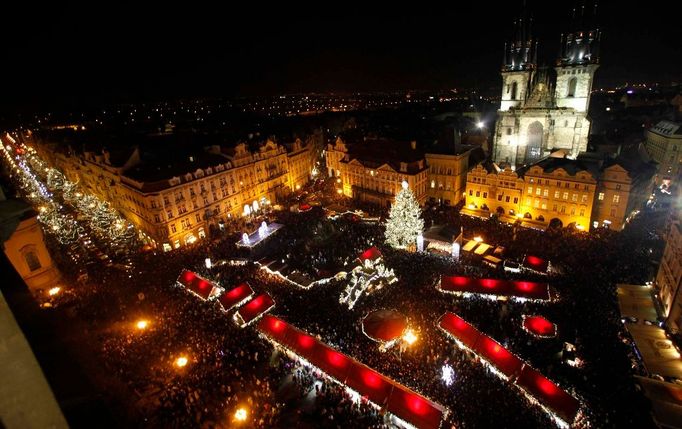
218,282,254,311
257,316,446,429
362,310,407,342
386,385,447,429
237,293,275,325
344,362,394,406
176,269,217,300
474,336,524,379
440,275,550,300
523,315,557,337
517,366,580,423
438,312,482,349
358,246,382,262
523,255,549,273
439,311,579,424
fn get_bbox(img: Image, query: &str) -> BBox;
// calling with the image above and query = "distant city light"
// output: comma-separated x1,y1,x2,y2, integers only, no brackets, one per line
48,286,61,296
175,356,188,368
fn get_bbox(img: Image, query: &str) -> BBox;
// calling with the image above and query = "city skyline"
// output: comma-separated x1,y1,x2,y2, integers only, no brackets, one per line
2,1,681,113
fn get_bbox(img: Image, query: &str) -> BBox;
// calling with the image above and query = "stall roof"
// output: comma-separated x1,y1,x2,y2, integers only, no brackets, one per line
617,284,659,323
627,324,682,380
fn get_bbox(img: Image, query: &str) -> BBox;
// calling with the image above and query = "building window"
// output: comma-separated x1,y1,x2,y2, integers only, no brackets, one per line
469,190,473,196
610,207,617,217
476,191,480,197
526,198,531,205
536,187,541,195
528,187,533,194
511,81,518,100
167,210,174,219
534,199,540,208
513,197,518,204
154,214,161,223
24,250,41,272
170,224,177,233
552,204,557,211
196,213,201,223
598,192,604,201
554,190,560,198
615,184,621,190
543,189,549,197
567,77,577,97
572,194,578,202
483,192,488,198
563,192,569,200
581,194,587,203
571,207,576,215
506,196,511,202
507,128,512,135
580,208,585,216
613,194,620,203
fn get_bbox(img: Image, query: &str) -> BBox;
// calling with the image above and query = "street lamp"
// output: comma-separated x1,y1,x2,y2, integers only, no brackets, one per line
234,407,248,422
403,329,417,345
476,121,485,129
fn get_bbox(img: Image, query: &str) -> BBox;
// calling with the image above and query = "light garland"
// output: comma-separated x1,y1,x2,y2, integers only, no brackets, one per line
339,258,397,310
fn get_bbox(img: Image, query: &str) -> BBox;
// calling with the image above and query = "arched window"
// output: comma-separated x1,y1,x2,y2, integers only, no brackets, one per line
24,250,41,272
567,77,577,97
511,82,518,100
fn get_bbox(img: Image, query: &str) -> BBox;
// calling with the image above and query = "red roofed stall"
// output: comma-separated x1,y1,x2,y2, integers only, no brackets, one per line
176,269,218,300
522,315,557,338
522,255,549,274
257,315,446,429
358,246,382,263
438,311,579,425
218,282,254,312
439,275,550,300
236,293,275,326
516,366,580,424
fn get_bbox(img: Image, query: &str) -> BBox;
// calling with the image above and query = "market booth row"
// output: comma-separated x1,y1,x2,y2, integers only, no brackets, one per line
258,314,447,429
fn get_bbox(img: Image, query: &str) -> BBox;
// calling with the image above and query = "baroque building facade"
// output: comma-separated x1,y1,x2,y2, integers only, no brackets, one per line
326,136,480,207
33,135,315,251
493,6,601,166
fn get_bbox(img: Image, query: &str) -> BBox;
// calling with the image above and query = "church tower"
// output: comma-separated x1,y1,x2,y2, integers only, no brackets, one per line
554,3,601,112
493,2,600,167
500,15,537,111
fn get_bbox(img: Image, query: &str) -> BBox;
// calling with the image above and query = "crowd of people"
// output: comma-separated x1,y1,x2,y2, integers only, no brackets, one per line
40,179,666,429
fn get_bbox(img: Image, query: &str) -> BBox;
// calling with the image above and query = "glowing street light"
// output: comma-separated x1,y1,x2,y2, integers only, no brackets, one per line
175,356,188,368
403,329,418,345
136,320,149,330
476,121,485,129
234,407,248,422
48,286,61,296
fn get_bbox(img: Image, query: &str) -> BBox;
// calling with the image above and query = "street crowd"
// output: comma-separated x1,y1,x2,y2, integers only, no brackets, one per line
43,192,665,429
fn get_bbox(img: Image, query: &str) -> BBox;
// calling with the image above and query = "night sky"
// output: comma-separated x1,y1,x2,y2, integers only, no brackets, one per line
2,1,681,112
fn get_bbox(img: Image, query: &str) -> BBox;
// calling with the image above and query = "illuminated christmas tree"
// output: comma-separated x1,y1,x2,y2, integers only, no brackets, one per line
384,181,424,249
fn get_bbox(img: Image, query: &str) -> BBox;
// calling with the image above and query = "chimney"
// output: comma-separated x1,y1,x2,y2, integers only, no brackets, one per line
410,140,417,150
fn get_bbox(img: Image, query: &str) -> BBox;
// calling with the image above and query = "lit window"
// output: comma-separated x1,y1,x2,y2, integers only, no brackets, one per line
613,194,620,203
24,251,41,272
536,187,541,195
528,187,533,194
598,192,604,201
554,190,560,198
563,192,568,200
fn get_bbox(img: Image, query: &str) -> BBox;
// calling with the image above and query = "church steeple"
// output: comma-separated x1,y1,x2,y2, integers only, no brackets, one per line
558,1,601,66
502,5,537,72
